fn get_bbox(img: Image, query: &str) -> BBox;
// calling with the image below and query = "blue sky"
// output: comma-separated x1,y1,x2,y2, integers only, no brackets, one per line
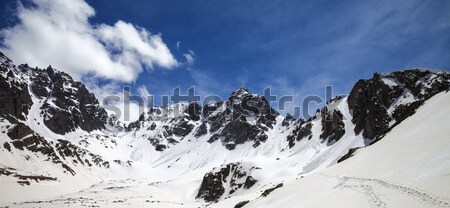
1,0,449,118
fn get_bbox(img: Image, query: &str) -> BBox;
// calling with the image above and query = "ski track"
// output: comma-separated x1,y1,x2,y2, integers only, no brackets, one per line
333,176,450,208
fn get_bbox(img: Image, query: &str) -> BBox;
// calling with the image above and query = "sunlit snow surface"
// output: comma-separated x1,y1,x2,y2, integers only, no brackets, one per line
244,91,450,208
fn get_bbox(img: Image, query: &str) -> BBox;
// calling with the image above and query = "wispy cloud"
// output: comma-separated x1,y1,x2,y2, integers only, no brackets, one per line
183,49,195,65
137,85,152,98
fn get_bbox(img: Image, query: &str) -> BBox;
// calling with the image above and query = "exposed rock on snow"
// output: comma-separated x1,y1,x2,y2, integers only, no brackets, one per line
34,66,108,134
203,88,279,148
261,183,283,197
197,162,260,202
320,106,345,143
287,121,311,148
0,53,32,123
348,70,450,140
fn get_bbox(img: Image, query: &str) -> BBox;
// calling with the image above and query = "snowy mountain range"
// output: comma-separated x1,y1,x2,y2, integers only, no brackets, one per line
1,51,449,207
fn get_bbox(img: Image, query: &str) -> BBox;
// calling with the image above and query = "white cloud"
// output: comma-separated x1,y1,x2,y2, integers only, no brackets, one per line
183,49,195,64
0,0,178,82
137,85,152,98
176,41,181,49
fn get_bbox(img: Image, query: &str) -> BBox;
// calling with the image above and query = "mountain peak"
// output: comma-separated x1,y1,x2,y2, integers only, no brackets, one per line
231,87,251,97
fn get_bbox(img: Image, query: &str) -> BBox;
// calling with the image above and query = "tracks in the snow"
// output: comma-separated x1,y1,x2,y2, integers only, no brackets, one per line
333,176,450,208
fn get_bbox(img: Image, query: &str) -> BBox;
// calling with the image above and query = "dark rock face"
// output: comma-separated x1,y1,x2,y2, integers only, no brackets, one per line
127,120,141,131
391,100,425,125
202,101,224,118
0,52,108,135
196,169,226,202
34,66,108,134
3,142,11,152
287,97,347,148
155,144,167,151
196,163,259,202
184,102,202,121
220,120,268,147
320,107,345,143
348,70,450,140
201,88,279,149
347,76,391,140
287,121,311,148
282,113,295,126
243,176,257,189
172,121,195,137
7,123,34,140
194,122,208,137
130,88,280,151
0,54,32,123
148,122,157,130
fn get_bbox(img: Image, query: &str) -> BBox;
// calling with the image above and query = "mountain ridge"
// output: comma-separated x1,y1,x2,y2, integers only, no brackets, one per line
1,51,449,206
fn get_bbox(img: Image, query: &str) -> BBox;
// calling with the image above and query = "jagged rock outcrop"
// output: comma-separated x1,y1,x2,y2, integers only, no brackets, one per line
320,106,345,143
0,53,32,123
0,52,107,135
106,114,126,131
287,96,347,148
184,102,202,121
204,88,279,149
348,69,450,140
287,121,311,148
128,102,202,151
194,122,207,137
129,88,280,151
5,123,76,175
55,140,110,169
0,52,112,177
287,70,450,149
4,122,110,175
33,66,107,134
282,113,295,126
6,123,34,140
196,162,259,202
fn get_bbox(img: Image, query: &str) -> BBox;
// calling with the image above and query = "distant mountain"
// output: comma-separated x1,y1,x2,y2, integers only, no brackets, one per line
1,51,449,206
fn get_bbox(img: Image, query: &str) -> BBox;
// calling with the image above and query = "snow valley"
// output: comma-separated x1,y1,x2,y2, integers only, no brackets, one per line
1,51,450,207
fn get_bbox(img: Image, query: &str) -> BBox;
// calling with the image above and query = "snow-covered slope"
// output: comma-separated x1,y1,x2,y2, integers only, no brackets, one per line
240,91,450,208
